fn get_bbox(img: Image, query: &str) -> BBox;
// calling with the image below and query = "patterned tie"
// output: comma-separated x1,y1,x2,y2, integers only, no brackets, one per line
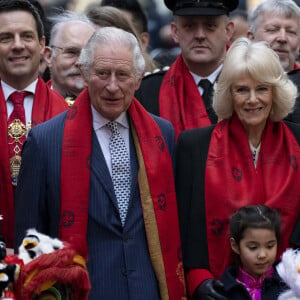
7,91,30,185
106,121,131,226
198,79,218,124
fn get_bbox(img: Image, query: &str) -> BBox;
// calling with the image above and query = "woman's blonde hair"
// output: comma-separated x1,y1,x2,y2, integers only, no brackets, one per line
213,37,297,122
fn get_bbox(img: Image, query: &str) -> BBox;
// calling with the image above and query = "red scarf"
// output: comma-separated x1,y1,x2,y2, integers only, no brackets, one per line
60,88,186,299
205,114,300,279
159,54,211,139
0,76,68,248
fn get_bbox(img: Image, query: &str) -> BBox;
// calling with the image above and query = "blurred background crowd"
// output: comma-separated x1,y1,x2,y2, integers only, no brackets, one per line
31,0,264,68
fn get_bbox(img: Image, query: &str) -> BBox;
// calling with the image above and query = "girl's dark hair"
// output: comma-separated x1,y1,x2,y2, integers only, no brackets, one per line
230,205,281,244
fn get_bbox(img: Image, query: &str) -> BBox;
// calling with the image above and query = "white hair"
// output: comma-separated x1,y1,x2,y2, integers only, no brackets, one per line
248,0,300,34
49,10,94,54
213,37,297,121
78,27,145,81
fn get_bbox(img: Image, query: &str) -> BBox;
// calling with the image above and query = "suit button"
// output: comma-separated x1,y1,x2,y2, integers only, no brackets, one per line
122,269,127,276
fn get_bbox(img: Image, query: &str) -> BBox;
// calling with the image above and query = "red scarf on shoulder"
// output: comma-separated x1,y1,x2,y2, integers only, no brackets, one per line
60,88,186,299
159,54,211,139
0,76,68,248
205,114,300,279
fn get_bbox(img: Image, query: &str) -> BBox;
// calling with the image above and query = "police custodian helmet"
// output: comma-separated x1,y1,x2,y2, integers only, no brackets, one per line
164,0,239,16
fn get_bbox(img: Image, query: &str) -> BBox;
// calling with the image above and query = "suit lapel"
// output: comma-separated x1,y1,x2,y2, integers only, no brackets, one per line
125,130,139,218
90,129,139,226
91,131,117,205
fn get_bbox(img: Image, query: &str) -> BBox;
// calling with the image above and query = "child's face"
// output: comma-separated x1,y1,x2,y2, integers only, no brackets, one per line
230,228,277,278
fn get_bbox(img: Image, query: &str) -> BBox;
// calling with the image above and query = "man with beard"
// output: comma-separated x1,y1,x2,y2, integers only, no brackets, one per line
0,0,68,249
43,11,95,106
248,0,300,123
135,0,238,139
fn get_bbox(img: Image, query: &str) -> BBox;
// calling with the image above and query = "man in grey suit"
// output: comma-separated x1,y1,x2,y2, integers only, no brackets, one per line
14,27,186,299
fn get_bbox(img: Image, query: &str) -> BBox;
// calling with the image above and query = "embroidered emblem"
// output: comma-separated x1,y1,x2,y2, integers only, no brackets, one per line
232,167,243,182
211,219,223,236
155,136,165,152
289,155,298,171
61,210,75,227
176,261,187,297
158,194,166,211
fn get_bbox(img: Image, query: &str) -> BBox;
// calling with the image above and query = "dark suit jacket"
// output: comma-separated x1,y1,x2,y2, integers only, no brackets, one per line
221,265,287,300
134,69,166,116
15,109,176,300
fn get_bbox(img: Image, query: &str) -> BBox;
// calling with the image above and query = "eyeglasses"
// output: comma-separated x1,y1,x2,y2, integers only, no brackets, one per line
50,45,81,59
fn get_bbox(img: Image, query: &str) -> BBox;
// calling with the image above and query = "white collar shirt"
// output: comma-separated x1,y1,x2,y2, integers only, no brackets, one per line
190,64,223,95
92,106,130,176
2,79,37,127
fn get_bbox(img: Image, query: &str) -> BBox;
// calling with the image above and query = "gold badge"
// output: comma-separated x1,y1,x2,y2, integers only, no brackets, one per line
8,119,27,186
10,155,22,186
7,119,26,141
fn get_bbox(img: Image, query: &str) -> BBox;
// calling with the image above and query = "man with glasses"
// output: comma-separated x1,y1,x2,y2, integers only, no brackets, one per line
43,11,95,105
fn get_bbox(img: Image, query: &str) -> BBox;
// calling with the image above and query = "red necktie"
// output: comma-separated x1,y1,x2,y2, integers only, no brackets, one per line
7,91,30,185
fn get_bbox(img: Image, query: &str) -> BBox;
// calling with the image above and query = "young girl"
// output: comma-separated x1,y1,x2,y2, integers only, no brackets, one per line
221,205,288,300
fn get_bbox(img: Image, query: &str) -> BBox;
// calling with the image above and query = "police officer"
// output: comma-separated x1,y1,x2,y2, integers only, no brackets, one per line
135,0,238,139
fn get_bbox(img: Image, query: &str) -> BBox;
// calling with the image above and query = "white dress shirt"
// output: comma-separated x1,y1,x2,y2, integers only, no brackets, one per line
2,79,37,128
190,64,223,95
92,106,130,176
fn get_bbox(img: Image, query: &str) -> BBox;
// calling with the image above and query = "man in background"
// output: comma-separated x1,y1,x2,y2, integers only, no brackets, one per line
135,0,238,139
43,11,95,105
229,9,248,44
248,0,300,123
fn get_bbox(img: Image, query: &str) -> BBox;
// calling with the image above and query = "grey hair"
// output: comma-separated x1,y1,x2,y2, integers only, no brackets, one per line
49,10,94,47
213,37,297,121
248,0,300,34
78,27,145,81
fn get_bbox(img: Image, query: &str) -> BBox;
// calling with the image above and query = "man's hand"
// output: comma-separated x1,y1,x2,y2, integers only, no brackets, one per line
193,279,227,300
